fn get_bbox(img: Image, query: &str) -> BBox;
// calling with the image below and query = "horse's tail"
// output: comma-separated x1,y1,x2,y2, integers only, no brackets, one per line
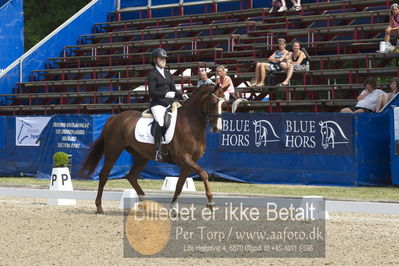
79,131,105,179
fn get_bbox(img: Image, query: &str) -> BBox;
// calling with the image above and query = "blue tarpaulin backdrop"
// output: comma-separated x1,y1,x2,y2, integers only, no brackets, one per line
0,0,393,186
0,112,392,186
0,0,24,70
0,0,9,6
0,0,115,95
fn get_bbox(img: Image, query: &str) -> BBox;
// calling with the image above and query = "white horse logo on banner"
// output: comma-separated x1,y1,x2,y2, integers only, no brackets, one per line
253,120,280,147
15,117,51,146
17,120,33,144
319,120,349,149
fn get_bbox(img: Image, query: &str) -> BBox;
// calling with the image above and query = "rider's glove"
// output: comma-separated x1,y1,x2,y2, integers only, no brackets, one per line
165,91,176,98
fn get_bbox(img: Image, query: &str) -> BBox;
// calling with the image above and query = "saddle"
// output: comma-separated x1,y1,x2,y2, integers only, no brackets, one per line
142,102,181,137
142,102,181,118
135,102,181,145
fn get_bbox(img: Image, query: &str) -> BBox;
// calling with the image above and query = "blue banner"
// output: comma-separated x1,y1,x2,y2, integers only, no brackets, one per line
218,114,353,156
0,116,4,149
0,112,391,186
391,106,399,185
37,115,93,179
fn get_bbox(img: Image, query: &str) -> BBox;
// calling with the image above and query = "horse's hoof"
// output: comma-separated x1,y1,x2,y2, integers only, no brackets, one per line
95,209,104,215
170,208,178,218
206,202,217,211
206,201,215,207
138,195,146,202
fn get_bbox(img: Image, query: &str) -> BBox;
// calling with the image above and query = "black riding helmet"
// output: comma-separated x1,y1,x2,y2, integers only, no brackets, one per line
151,48,168,67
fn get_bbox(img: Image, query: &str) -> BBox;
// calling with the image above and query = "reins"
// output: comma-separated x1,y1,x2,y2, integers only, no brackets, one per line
202,88,224,122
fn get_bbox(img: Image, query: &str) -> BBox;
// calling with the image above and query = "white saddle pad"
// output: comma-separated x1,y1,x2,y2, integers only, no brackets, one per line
135,104,180,144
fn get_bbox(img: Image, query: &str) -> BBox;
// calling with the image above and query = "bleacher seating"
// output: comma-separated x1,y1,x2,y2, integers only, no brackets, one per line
0,0,397,115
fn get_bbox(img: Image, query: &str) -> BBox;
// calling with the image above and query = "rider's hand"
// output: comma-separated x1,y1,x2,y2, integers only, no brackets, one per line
165,91,176,98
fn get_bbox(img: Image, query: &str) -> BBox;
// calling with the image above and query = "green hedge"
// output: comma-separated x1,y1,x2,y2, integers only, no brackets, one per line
53,152,69,168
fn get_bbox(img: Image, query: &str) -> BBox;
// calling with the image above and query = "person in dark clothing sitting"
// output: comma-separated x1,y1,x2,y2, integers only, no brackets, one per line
148,48,183,161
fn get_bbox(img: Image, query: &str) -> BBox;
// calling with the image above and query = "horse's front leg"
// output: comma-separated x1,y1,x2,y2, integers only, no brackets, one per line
170,168,191,217
171,168,191,205
181,157,215,209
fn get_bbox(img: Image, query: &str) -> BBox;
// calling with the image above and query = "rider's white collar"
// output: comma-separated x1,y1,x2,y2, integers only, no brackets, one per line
156,66,165,79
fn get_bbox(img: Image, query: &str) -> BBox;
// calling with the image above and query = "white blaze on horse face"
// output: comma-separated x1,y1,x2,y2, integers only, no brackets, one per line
216,97,225,132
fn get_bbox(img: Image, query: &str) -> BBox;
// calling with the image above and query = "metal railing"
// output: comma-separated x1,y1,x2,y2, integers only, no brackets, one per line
115,0,251,18
117,0,247,11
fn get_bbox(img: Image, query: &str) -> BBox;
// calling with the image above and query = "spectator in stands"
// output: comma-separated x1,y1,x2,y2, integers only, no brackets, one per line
148,48,183,161
340,77,386,113
384,3,399,51
269,0,284,13
250,38,290,87
375,77,399,112
279,40,308,86
270,0,301,12
215,65,235,100
197,70,215,88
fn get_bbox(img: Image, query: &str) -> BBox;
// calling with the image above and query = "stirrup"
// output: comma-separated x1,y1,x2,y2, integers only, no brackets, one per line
155,150,163,162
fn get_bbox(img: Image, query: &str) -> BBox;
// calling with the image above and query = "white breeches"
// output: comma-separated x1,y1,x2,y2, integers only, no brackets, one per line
151,105,168,127
223,91,230,101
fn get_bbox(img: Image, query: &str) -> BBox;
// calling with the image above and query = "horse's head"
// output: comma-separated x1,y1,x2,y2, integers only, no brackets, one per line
319,122,328,149
253,121,264,147
191,84,225,133
319,121,337,149
206,84,225,133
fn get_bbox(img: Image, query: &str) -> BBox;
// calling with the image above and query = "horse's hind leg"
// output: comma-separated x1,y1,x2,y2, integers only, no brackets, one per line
95,150,121,214
126,155,148,200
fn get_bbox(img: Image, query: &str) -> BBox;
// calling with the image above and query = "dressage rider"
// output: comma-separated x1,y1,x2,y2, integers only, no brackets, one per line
148,48,183,161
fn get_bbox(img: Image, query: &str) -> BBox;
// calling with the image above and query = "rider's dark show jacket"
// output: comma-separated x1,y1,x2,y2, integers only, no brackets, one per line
148,68,183,107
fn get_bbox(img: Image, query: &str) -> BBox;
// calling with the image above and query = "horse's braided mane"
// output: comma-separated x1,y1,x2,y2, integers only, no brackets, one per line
185,84,212,103
191,84,211,96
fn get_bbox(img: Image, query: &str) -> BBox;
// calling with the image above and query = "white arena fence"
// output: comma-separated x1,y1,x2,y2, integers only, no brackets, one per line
1,187,399,215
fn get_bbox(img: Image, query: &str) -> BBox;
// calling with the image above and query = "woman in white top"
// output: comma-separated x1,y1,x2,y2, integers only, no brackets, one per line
340,77,386,113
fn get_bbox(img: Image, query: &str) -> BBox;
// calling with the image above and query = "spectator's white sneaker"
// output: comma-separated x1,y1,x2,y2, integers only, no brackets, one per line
294,5,302,11
277,6,287,12
387,42,395,52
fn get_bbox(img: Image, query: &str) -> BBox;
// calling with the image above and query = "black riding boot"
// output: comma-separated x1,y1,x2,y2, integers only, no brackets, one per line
154,122,163,161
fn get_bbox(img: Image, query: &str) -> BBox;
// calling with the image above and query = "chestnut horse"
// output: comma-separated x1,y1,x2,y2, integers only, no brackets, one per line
79,84,225,214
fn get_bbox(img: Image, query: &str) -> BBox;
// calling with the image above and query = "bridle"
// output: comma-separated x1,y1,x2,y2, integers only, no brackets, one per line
202,88,225,122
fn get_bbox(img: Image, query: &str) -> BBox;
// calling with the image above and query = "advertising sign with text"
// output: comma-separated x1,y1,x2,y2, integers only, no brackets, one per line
219,114,353,156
